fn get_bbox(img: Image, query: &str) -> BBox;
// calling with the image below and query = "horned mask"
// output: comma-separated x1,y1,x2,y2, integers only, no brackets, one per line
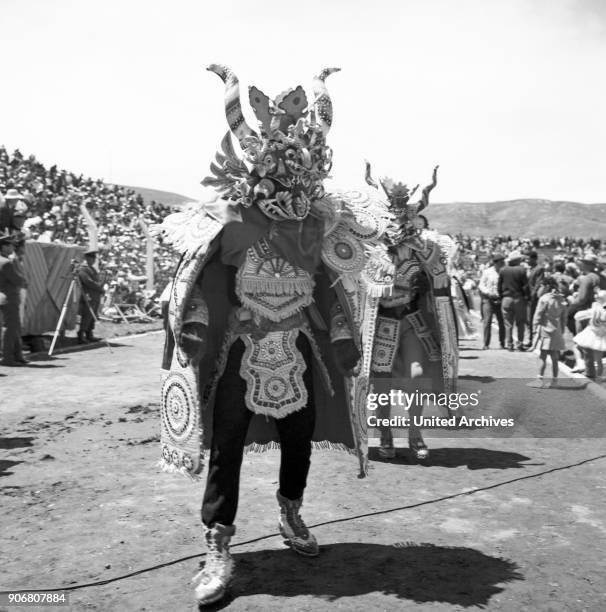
202,65,340,222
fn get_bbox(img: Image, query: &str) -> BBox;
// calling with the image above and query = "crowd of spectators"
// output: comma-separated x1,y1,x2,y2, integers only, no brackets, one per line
449,238,606,383
0,146,178,301
450,234,605,273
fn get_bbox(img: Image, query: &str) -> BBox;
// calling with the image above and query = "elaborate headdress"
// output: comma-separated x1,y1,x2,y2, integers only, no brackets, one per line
202,65,340,222
365,162,439,246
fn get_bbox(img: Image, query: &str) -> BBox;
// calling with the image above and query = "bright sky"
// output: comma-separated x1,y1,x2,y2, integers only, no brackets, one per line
1,0,605,203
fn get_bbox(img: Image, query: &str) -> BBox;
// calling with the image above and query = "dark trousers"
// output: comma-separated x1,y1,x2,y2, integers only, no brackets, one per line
1,303,24,363
481,298,505,348
201,335,316,528
79,296,99,338
527,296,539,343
501,297,527,349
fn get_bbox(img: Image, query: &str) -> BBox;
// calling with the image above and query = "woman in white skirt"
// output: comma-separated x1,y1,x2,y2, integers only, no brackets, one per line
574,290,606,381
532,277,567,386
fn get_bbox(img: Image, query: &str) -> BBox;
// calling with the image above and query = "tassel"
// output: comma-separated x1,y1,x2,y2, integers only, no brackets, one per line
156,459,204,481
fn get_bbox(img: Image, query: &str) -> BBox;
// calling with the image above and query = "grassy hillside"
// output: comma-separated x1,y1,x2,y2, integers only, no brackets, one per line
427,199,606,237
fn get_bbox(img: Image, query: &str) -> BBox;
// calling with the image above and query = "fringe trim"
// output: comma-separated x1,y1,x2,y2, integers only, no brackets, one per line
243,440,358,455
156,459,204,481
237,296,311,323
239,277,315,296
364,280,393,298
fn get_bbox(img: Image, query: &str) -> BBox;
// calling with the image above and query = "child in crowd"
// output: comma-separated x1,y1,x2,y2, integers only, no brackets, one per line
533,276,567,387
573,290,606,381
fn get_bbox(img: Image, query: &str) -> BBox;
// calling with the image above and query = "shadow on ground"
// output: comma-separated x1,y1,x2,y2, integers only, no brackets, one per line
0,459,23,477
0,436,34,450
369,447,533,470
459,375,497,383
209,542,523,609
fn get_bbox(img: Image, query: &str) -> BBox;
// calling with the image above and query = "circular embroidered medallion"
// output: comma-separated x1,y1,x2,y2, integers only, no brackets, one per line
322,228,365,274
161,372,196,444
264,376,288,401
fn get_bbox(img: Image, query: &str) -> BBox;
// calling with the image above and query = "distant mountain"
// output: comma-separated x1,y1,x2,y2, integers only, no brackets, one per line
123,185,195,208
427,199,606,237
120,190,606,237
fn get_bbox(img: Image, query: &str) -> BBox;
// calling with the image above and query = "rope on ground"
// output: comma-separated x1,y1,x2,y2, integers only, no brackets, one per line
25,452,606,593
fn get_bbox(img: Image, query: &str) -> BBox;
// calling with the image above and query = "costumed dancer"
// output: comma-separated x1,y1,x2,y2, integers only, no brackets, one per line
154,65,392,606
573,290,606,381
532,276,567,387
364,163,458,460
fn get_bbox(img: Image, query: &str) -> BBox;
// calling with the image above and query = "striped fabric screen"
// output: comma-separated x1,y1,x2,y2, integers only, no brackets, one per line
22,241,85,335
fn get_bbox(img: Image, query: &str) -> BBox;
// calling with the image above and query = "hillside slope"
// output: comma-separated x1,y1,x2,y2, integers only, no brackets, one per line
427,199,606,237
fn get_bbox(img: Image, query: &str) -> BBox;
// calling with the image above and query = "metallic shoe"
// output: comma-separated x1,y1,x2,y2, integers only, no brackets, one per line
409,434,429,461
192,523,235,606
277,490,319,557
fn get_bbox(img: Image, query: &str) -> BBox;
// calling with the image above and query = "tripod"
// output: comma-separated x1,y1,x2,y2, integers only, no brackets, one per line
48,261,112,356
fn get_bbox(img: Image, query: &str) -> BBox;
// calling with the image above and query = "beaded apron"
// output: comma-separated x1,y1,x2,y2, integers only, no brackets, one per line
232,240,324,417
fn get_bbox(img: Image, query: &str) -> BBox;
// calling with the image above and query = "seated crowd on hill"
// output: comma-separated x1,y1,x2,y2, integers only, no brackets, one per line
0,146,178,300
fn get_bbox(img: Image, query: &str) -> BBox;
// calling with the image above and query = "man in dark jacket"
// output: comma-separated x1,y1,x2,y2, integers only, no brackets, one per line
77,249,105,343
0,233,28,365
498,251,530,351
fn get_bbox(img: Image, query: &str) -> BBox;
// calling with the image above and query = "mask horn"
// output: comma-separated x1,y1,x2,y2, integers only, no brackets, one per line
417,165,439,212
364,160,379,189
207,64,258,145
313,67,341,136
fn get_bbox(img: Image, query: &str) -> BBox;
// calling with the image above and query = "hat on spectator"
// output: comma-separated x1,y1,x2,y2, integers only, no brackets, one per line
4,188,24,200
84,248,98,256
507,250,523,263
492,253,505,263
527,250,538,260
580,253,598,265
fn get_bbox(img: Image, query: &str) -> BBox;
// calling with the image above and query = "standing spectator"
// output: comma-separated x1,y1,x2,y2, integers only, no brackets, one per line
551,260,574,296
478,252,505,349
0,189,27,233
0,233,28,366
573,290,606,380
498,250,529,351
532,277,567,387
598,256,606,291
526,251,545,346
77,249,105,344
12,236,28,328
568,253,602,372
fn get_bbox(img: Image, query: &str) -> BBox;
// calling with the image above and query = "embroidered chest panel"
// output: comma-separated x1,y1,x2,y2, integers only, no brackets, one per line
236,240,315,322
380,259,421,308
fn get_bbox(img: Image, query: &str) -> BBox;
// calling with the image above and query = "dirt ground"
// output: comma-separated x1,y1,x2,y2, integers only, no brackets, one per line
1,331,606,611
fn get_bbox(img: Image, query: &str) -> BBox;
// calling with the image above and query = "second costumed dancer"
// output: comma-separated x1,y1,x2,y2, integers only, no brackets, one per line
364,163,459,460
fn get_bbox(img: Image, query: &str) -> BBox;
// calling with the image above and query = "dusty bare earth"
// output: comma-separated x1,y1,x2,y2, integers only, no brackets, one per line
1,330,606,611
